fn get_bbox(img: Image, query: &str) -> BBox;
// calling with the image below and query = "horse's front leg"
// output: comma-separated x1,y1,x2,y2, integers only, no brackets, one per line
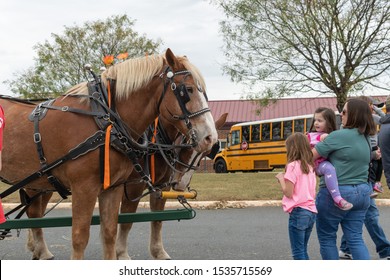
71,185,100,260
149,192,171,260
98,186,124,260
25,190,54,260
116,182,144,260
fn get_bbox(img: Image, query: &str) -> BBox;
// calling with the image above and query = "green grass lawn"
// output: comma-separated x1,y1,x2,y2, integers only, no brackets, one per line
1,171,389,203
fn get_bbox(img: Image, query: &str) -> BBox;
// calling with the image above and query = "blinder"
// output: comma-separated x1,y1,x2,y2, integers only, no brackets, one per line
161,68,211,145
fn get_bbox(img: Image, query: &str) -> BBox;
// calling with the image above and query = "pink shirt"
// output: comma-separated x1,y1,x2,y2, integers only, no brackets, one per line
282,160,317,214
307,132,322,148
307,132,326,167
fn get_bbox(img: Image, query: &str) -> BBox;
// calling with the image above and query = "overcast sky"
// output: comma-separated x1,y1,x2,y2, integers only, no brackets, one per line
0,0,245,100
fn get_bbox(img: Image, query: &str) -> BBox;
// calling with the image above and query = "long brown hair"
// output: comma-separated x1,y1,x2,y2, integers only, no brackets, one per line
285,132,314,174
344,98,376,136
309,107,337,133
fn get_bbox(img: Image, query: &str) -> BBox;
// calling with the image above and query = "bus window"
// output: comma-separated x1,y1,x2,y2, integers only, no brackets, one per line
242,125,250,141
283,120,293,138
261,123,270,141
294,119,304,133
231,130,241,146
272,122,281,140
251,124,260,142
306,117,313,132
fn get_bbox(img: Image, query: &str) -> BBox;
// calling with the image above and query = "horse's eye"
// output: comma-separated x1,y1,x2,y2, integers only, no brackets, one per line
186,87,193,94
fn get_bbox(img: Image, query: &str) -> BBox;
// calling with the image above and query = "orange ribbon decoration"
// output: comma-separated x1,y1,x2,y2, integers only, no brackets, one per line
103,80,112,189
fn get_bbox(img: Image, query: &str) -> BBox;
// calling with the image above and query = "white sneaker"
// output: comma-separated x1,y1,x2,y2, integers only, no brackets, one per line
339,250,353,259
380,256,390,260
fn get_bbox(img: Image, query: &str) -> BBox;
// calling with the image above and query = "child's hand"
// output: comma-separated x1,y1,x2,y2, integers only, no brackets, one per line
275,172,284,182
375,149,382,160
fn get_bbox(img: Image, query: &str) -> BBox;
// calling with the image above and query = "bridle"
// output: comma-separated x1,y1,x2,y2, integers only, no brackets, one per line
156,66,211,147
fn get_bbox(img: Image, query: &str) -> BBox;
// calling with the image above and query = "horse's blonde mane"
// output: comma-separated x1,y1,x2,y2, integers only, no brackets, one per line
101,54,164,99
64,52,206,100
65,82,89,95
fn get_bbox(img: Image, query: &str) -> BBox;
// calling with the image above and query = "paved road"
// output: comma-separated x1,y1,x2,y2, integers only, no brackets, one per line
1,205,390,260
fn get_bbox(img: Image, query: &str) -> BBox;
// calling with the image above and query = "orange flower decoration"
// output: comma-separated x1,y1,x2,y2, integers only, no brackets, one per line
117,52,129,60
103,55,114,66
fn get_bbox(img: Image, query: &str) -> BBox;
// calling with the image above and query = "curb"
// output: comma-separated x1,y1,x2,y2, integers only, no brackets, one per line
3,199,390,210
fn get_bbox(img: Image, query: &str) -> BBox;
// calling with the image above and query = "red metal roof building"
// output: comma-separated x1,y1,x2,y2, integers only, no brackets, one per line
208,95,388,127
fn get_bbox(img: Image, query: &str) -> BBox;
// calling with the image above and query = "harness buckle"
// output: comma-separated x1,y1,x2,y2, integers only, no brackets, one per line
91,91,100,100
133,163,143,173
61,106,69,112
39,157,47,165
33,133,42,143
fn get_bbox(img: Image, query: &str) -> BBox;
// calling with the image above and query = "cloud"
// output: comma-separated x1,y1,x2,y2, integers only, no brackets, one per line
0,0,241,100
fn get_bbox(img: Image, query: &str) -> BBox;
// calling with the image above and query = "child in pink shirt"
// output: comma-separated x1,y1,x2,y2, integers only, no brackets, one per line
276,133,317,260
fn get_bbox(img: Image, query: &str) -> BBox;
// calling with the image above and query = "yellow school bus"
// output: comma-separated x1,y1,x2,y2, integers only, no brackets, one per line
213,114,315,173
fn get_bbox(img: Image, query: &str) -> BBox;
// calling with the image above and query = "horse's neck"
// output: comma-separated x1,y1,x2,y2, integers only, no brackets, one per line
115,88,160,138
159,118,178,143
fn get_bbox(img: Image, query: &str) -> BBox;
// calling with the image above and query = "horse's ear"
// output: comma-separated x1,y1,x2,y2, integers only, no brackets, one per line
215,113,228,129
165,48,179,69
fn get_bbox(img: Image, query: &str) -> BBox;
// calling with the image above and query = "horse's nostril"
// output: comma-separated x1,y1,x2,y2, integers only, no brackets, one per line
204,135,213,146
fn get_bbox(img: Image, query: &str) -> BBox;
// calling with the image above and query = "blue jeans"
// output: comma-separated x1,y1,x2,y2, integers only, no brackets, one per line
340,196,390,258
316,183,371,260
288,207,316,260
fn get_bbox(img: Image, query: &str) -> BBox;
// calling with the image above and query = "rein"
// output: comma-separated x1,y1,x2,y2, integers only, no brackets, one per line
152,118,200,174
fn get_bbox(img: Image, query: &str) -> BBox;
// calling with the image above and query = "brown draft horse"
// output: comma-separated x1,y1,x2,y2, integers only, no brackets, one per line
116,113,228,260
0,48,218,259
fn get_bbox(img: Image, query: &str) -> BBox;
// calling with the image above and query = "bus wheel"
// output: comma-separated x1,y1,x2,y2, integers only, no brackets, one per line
215,159,227,173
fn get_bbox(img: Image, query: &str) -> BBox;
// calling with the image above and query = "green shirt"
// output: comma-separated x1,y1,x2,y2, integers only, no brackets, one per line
315,128,370,187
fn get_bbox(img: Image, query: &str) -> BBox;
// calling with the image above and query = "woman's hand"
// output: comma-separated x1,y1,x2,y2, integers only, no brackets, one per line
320,133,328,142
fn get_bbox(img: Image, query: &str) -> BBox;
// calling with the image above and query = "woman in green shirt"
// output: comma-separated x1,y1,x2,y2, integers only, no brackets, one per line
312,98,376,260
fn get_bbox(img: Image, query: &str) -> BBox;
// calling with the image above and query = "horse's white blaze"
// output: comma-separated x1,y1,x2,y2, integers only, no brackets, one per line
191,96,218,153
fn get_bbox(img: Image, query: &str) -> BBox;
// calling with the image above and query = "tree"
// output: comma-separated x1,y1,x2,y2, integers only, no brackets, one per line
214,0,390,112
5,15,162,99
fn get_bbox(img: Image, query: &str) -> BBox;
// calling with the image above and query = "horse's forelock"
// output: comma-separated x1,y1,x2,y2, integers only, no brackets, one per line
177,56,207,93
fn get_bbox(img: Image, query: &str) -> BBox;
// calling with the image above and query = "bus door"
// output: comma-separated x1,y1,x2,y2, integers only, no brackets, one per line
226,128,245,171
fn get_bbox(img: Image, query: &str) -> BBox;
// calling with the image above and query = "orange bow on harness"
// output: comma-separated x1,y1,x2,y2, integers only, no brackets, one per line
103,81,113,189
